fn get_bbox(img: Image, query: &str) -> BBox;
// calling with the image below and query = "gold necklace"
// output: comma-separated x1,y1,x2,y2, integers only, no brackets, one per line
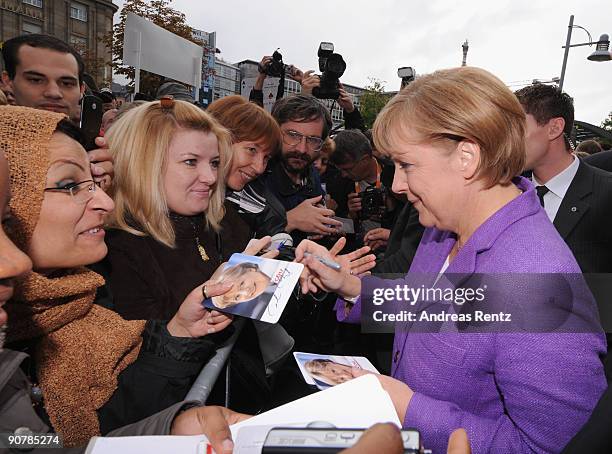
197,242,209,262
189,217,209,262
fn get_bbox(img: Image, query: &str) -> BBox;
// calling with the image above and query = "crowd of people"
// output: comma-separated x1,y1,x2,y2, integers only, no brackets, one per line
0,32,611,454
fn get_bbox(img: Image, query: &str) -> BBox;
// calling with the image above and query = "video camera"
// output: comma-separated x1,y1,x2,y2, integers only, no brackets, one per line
359,186,386,219
398,66,416,89
312,42,346,100
263,49,286,78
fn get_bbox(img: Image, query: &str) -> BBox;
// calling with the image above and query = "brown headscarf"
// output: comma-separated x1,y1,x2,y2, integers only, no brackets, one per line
0,106,146,447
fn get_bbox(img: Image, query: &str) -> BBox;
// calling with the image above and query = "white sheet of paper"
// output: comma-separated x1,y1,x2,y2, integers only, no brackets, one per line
229,374,399,453
86,434,204,454
87,375,398,454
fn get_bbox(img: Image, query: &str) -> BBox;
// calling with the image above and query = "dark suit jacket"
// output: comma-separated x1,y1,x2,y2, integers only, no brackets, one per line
553,161,612,274
373,202,424,274
585,150,612,173
562,384,612,453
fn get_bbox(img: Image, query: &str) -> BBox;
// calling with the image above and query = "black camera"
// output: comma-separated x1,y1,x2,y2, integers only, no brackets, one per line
264,49,286,78
398,66,416,89
359,186,386,219
312,42,346,100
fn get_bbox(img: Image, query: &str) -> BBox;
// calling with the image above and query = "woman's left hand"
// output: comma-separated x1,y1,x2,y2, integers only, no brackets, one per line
334,243,376,277
168,282,234,337
351,369,414,423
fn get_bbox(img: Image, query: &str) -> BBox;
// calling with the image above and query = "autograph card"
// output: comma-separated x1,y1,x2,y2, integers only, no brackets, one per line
294,352,379,390
203,253,303,323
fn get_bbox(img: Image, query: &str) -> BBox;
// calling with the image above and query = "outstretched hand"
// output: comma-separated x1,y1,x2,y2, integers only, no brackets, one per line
295,237,361,297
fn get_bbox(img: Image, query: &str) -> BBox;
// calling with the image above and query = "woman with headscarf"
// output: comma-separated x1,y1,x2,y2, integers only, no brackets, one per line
0,105,234,447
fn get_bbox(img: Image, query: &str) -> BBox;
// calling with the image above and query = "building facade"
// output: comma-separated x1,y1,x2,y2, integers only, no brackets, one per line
213,57,239,100
192,27,215,107
0,0,117,85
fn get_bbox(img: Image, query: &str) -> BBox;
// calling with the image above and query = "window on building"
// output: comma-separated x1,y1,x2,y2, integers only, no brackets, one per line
70,2,87,22
23,0,43,7
22,22,43,34
70,35,87,54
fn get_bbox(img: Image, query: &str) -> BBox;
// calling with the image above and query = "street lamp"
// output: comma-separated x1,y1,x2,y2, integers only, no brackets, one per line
559,15,611,91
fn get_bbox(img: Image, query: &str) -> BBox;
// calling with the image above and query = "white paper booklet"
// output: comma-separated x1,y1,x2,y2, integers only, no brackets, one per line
87,374,399,454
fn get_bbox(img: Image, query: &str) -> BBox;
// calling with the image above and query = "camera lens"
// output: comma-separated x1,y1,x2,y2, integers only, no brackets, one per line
326,54,346,77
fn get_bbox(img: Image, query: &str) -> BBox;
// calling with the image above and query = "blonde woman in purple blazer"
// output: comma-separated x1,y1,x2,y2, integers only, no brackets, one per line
296,67,606,453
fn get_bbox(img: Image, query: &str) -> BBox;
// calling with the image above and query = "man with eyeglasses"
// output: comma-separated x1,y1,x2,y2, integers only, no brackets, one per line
266,95,342,243
329,129,405,245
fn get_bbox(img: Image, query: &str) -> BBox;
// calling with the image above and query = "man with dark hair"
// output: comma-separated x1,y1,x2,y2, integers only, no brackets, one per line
2,34,114,189
515,84,612,385
266,94,342,242
2,34,85,122
514,84,612,274
329,129,404,240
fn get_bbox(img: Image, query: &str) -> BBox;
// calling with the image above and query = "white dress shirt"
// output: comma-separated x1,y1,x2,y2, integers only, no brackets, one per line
532,156,580,222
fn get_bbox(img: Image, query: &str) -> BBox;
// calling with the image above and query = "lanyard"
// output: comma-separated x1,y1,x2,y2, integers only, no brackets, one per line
355,159,382,193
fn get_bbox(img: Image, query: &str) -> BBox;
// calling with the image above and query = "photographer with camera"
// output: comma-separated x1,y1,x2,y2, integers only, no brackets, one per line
329,129,401,240
300,42,365,131
249,52,304,108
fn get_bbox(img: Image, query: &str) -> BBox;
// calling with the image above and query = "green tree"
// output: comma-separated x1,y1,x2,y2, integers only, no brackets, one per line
600,111,612,149
358,78,392,129
602,111,612,131
104,0,203,98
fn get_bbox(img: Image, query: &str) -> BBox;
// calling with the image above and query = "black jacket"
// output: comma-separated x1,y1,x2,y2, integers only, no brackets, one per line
100,206,250,320
99,206,270,414
585,150,612,172
553,161,612,274
561,384,612,453
373,202,424,275
226,178,287,238
263,158,325,244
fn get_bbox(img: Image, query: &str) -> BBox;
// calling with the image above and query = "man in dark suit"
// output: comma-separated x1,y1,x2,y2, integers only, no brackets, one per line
516,84,612,379
515,84,612,274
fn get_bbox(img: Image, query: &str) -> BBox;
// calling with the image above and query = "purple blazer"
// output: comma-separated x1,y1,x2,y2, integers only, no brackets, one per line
338,177,606,453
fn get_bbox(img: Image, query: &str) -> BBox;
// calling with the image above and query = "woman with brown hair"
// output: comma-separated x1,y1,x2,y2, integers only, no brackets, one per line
207,95,287,237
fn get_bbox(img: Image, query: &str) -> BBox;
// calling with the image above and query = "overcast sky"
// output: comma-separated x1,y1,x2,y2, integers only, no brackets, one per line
114,0,612,125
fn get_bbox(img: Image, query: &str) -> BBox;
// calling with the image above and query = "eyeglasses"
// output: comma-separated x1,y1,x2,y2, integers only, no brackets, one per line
282,129,324,151
43,179,98,204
